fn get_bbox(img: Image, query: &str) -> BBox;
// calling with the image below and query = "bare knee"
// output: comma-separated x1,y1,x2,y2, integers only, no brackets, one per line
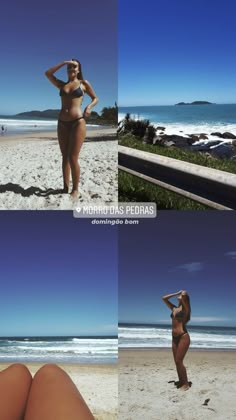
8,363,30,374
34,363,62,381
3,363,32,383
62,154,69,163
175,359,184,368
69,154,79,166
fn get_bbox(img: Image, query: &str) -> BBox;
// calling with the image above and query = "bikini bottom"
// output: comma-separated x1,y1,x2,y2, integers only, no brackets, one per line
172,332,187,345
58,116,85,129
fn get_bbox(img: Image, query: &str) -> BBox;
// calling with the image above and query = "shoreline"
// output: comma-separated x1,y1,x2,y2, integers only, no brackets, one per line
0,126,116,142
0,362,117,420
119,347,236,352
119,349,236,419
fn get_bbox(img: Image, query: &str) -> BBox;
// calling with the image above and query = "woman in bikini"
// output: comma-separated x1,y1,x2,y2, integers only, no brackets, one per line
162,290,191,391
45,59,99,198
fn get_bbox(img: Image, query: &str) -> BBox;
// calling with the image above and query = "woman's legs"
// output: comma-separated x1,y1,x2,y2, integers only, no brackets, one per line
174,333,190,390
57,121,71,193
0,364,32,420
24,364,94,420
68,119,86,198
172,340,180,383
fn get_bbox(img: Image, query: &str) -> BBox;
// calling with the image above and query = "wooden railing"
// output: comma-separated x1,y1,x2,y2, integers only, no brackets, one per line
118,146,236,210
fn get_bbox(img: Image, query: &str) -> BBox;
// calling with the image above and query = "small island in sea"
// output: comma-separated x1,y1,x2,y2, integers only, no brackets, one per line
175,101,213,105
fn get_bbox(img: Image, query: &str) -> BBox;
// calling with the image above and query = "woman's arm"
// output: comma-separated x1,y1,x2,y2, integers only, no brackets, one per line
162,291,181,310
82,80,99,117
45,61,73,88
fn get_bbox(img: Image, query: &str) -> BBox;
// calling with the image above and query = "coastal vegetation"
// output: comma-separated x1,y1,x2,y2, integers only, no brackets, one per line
118,115,236,209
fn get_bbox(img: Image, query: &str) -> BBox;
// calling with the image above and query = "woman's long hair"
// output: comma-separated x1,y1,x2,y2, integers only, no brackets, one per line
183,294,191,323
72,58,84,80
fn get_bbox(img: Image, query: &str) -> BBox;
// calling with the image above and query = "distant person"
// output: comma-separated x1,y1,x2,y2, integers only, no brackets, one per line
1,125,5,135
45,59,99,199
0,363,95,419
162,290,191,390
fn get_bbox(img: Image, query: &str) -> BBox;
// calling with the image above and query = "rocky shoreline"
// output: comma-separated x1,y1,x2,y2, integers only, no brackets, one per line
118,117,236,159
151,126,236,159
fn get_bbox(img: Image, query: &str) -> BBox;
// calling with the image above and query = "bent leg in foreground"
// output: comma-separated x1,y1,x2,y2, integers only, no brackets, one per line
24,364,94,420
0,363,32,420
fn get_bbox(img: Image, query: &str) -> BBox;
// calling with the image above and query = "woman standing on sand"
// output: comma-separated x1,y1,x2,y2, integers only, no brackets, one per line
162,290,191,391
45,59,98,198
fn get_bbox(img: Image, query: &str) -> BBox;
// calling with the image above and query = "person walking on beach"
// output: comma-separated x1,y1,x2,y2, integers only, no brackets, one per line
162,290,191,391
45,59,99,199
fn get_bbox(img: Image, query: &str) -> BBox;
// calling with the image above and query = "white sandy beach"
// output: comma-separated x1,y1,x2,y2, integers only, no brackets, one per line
0,127,117,210
0,363,117,419
119,349,236,420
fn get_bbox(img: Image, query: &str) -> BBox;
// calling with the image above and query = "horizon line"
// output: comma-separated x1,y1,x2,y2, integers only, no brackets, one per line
119,102,236,108
0,334,118,338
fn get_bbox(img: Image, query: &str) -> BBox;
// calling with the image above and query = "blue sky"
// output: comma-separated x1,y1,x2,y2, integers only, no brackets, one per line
1,0,117,115
0,212,117,336
119,211,236,327
119,0,236,106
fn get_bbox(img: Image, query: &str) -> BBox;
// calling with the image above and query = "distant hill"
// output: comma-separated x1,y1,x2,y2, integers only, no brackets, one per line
13,106,117,125
15,109,60,119
175,101,213,105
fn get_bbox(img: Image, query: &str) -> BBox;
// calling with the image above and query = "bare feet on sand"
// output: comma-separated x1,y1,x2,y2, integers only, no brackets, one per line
179,384,190,391
70,190,81,200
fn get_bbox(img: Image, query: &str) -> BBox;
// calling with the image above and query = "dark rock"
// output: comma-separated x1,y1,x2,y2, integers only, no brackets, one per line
210,143,236,159
156,126,166,131
191,144,211,152
192,140,221,151
211,132,222,137
207,140,221,147
221,132,236,139
211,131,236,139
188,134,200,141
160,134,195,148
199,134,208,140
153,136,163,145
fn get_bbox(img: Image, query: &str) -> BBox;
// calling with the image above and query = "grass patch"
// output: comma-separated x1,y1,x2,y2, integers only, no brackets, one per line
118,134,236,209
119,135,236,174
119,171,209,210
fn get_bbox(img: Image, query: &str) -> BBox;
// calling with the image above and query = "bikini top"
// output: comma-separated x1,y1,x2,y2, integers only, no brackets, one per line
59,83,84,98
171,310,185,319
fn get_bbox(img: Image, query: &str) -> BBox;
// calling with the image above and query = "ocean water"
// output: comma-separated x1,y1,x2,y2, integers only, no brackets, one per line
0,117,99,136
0,336,117,364
119,324,236,350
119,104,236,143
